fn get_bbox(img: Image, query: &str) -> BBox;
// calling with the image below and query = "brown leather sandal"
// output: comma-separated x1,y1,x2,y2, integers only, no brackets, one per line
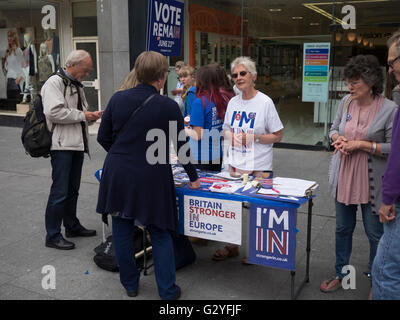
320,276,341,293
212,245,239,261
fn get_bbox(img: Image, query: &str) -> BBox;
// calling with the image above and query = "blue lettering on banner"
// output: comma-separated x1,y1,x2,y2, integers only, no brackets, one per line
249,204,297,270
147,0,184,56
189,220,223,232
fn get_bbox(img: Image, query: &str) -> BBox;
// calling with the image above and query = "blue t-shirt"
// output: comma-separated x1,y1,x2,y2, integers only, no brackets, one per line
184,86,196,117
189,96,223,162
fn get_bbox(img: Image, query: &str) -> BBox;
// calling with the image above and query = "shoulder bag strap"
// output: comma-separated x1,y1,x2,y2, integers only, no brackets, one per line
115,93,156,141
341,95,352,120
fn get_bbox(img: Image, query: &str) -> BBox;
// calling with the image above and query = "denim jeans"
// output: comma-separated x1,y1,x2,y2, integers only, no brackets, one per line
45,150,84,242
335,200,383,278
111,216,179,300
372,201,400,300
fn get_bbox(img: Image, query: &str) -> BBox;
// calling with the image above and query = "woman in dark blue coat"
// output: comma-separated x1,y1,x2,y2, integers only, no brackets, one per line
96,51,200,300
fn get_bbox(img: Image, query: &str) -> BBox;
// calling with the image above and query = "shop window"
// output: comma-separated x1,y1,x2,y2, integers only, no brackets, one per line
0,1,60,112
72,1,97,37
189,3,242,69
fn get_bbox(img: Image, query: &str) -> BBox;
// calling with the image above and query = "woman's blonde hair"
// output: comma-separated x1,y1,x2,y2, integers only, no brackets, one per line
134,51,169,85
178,66,195,78
119,68,140,90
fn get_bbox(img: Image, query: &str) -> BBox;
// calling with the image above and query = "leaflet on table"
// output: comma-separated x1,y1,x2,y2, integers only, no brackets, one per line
257,177,318,197
235,182,259,196
212,171,242,180
209,181,243,194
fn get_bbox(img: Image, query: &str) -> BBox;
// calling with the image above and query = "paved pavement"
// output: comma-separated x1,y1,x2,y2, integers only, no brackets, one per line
0,125,373,301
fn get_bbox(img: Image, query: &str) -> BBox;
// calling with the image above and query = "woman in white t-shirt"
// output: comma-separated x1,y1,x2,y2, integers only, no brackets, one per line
212,56,284,262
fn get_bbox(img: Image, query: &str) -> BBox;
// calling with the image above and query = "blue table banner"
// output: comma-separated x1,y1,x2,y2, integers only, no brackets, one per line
249,204,297,271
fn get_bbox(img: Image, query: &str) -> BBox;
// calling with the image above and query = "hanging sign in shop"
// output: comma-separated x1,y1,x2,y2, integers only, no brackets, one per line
248,204,297,271
147,0,184,56
302,43,331,103
182,195,242,245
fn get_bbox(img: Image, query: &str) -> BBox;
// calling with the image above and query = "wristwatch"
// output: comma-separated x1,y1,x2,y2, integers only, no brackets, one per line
255,134,260,143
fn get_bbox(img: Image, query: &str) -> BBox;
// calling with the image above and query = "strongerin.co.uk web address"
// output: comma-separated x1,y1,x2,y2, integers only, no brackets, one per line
256,254,288,262
189,229,216,236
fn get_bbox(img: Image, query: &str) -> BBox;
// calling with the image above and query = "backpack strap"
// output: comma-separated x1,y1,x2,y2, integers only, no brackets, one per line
55,70,72,98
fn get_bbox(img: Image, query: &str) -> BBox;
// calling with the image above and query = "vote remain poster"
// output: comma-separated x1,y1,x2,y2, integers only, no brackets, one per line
147,0,184,56
249,204,297,271
182,195,242,245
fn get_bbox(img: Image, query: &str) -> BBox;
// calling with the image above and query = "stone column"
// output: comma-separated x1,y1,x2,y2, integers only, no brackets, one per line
97,0,131,109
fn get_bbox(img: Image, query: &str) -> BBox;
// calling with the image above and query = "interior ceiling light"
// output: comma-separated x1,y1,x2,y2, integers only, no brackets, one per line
302,0,389,25
269,8,282,12
347,32,356,42
292,16,303,20
310,22,320,26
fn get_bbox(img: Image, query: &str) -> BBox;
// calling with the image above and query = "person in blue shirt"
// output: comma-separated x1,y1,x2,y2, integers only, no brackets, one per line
185,63,234,172
178,65,196,118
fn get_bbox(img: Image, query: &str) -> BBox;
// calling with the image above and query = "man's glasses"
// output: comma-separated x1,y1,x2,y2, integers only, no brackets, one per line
231,71,248,79
388,55,400,68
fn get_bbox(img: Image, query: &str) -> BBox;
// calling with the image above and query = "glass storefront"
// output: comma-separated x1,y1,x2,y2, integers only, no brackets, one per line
1,0,399,147
180,0,400,148
0,1,61,113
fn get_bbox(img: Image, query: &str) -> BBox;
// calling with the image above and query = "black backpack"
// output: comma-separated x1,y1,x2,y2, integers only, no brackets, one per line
93,226,148,272
21,71,71,158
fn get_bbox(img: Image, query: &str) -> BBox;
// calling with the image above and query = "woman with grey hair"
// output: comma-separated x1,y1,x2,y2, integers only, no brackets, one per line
212,56,283,262
320,54,398,293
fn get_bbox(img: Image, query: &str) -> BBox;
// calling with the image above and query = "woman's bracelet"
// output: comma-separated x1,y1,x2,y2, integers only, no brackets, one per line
371,141,377,154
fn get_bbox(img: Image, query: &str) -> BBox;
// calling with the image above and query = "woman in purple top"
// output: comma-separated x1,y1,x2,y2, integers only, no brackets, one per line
372,31,400,300
320,55,398,293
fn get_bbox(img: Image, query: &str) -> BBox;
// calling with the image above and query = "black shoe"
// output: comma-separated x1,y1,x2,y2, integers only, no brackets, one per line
126,289,138,297
45,237,75,250
65,227,96,238
171,285,181,300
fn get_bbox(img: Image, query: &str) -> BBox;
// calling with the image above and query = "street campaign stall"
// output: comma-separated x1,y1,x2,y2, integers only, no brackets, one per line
174,166,317,300
95,167,317,300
